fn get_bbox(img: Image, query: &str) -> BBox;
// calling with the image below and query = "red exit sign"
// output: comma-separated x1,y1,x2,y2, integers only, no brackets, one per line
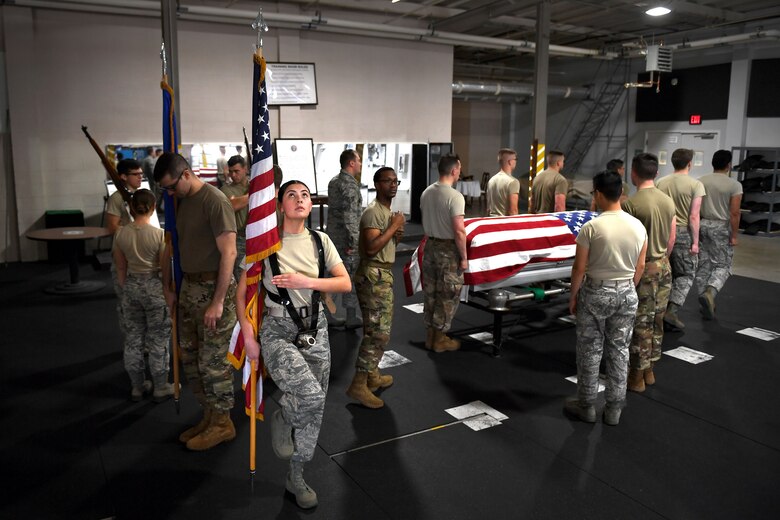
689,114,702,125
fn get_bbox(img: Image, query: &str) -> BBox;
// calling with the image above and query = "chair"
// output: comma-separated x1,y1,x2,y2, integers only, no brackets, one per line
479,171,490,210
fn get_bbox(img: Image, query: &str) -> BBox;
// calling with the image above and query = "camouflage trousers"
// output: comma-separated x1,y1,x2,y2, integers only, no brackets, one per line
121,274,171,386
111,264,125,336
233,231,246,285
630,258,672,370
354,263,394,372
669,226,698,306
422,239,463,332
178,278,237,413
696,219,733,294
334,245,359,312
575,279,638,406
261,311,330,463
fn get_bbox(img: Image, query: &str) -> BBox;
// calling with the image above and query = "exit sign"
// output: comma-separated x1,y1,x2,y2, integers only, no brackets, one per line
689,114,702,125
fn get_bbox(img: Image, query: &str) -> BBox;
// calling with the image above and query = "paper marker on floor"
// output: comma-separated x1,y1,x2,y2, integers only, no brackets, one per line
565,374,606,393
378,350,411,369
445,400,508,431
403,303,425,314
468,331,493,344
736,327,780,341
558,314,576,324
664,346,713,364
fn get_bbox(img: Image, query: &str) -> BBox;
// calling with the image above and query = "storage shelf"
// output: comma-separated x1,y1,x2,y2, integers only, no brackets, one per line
732,146,780,236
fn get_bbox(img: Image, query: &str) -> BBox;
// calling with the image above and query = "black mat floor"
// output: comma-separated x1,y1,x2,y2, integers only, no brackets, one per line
1,259,779,519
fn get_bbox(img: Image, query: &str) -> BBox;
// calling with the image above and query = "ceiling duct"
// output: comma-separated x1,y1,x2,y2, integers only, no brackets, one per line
452,81,590,102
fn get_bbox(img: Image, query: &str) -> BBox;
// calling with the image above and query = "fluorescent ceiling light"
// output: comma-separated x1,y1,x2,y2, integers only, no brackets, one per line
392,0,401,3
646,7,671,16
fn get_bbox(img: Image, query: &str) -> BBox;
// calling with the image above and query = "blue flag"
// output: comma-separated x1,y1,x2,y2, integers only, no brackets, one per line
161,77,183,294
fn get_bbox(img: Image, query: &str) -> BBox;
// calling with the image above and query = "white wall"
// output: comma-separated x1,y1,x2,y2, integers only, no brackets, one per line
2,6,453,261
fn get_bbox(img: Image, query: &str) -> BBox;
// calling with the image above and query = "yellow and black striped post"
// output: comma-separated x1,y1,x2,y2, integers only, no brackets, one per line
528,141,546,210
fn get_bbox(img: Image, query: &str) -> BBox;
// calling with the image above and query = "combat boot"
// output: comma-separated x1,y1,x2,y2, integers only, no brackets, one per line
644,364,656,386
627,368,646,393
286,461,318,509
432,330,460,353
152,377,175,403
186,410,236,451
699,286,717,320
130,379,152,402
367,369,393,392
179,407,212,443
346,371,384,408
663,302,685,330
424,328,435,350
603,403,622,426
563,397,596,423
271,408,294,460
345,307,362,330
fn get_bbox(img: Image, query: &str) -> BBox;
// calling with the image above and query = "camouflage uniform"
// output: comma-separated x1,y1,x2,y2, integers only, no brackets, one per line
111,266,124,335
630,258,672,370
121,274,171,386
422,239,463,332
668,227,698,307
260,311,330,463
696,219,733,294
575,279,638,407
178,277,237,413
327,171,362,311
354,263,394,372
234,230,246,283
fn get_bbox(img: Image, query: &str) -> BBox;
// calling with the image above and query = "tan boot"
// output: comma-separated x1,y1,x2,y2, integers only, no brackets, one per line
432,330,460,353
179,407,212,443
186,411,236,451
644,364,656,386
627,368,645,393
424,328,435,350
367,369,393,392
346,371,384,409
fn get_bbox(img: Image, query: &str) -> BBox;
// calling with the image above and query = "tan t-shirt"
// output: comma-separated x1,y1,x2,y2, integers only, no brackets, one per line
577,210,647,281
420,182,465,239
531,169,568,213
622,187,676,261
220,180,249,232
106,190,132,227
113,223,165,274
656,173,706,227
261,229,343,309
699,173,743,221
176,183,237,273
358,200,396,264
487,171,521,216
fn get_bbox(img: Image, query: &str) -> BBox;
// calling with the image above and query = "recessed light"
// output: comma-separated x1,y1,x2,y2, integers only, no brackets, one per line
646,7,671,16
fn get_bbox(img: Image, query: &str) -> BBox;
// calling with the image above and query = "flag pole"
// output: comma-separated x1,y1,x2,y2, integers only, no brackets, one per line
248,6,269,490
161,41,181,414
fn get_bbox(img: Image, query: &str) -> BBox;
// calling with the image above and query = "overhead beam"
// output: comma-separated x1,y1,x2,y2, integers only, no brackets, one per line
432,0,539,33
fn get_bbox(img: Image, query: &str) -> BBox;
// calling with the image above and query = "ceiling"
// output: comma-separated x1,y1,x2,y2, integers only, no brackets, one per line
177,0,780,82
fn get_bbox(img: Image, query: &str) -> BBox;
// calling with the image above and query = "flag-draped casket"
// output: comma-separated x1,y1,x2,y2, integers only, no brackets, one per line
404,210,597,296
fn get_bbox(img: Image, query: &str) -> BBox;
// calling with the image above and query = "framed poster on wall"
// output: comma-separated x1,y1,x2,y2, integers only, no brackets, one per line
266,63,318,106
273,138,318,194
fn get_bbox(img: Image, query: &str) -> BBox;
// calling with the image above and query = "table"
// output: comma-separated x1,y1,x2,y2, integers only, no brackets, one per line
309,195,328,230
27,226,112,295
456,180,482,198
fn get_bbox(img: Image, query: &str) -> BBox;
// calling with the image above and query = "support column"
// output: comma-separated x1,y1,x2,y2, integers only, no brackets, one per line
531,1,550,146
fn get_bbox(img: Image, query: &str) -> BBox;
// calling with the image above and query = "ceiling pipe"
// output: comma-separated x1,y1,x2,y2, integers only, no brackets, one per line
452,81,590,100
665,29,780,51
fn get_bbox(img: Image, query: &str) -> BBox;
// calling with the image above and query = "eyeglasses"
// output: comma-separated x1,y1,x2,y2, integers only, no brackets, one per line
378,179,401,186
161,173,184,192
126,171,144,177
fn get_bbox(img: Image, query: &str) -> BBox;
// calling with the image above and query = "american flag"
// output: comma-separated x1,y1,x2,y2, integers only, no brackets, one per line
404,211,597,295
227,52,281,420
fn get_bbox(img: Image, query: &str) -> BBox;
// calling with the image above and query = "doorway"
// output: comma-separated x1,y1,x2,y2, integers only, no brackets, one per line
645,131,720,179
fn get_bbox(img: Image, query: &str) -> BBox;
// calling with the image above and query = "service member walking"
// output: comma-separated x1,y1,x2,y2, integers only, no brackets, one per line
346,167,405,408
420,154,468,352
622,153,676,392
695,150,742,319
240,180,350,509
656,148,706,330
221,155,250,284
565,171,647,426
154,153,238,451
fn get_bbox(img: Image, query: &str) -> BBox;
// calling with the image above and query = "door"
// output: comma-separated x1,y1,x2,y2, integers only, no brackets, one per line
645,131,720,179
